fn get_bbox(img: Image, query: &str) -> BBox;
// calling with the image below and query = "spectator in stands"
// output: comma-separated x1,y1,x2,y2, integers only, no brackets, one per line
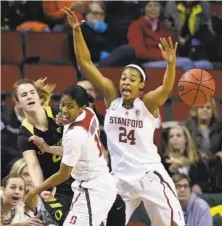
181,98,222,192
1,104,24,180
1,173,43,226
42,1,88,32
162,125,210,193
1,1,50,32
104,1,141,46
79,1,136,66
172,173,213,226
127,1,213,70
4,105,24,149
182,98,222,159
9,158,58,226
164,1,215,62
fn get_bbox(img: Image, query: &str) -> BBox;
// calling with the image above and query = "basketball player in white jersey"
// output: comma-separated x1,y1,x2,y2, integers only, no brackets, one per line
63,7,185,226
24,85,116,226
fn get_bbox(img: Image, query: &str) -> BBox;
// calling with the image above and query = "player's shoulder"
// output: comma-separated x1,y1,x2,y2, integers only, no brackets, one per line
74,108,98,131
64,124,88,142
43,106,57,121
19,122,33,137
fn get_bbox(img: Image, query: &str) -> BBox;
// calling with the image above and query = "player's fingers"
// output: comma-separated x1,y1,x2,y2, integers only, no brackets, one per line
63,7,73,18
65,6,77,19
61,8,69,16
168,37,173,49
174,42,178,52
51,187,57,196
32,137,41,143
80,20,85,25
160,37,166,48
29,135,38,142
158,43,164,53
162,37,169,48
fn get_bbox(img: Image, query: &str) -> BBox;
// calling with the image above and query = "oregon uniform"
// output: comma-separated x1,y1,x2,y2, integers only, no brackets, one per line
18,106,74,225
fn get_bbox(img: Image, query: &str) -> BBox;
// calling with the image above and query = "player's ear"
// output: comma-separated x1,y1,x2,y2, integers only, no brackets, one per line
13,98,22,109
139,82,145,90
79,105,86,113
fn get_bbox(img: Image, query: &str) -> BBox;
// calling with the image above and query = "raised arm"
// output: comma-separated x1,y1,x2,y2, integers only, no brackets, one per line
143,37,178,117
63,7,118,108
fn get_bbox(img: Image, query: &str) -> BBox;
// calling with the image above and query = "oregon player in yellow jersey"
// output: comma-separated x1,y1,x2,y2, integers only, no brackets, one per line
12,78,74,225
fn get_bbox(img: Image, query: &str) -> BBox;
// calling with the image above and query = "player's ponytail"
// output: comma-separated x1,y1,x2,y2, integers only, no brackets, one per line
34,78,56,106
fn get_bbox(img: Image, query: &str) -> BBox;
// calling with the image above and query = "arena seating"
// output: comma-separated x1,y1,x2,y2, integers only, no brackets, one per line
1,32,23,64
24,32,71,64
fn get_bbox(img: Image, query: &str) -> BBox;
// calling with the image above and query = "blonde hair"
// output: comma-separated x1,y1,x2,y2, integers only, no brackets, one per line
165,125,199,164
10,158,27,175
188,98,220,121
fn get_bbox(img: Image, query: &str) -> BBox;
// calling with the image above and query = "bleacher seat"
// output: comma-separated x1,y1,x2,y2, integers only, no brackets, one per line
172,100,191,121
25,32,71,64
211,2,222,18
209,70,222,97
24,64,77,93
1,65,22,92
1,32,23,64
94,99,106,116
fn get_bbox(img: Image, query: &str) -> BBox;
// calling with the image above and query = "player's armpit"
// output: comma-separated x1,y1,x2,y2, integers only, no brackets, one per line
142,86,168,117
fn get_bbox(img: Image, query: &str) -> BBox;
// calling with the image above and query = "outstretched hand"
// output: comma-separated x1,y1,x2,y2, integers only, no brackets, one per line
55,112,70,126
62,6,85,30
29,135,49,153
158,37,178,64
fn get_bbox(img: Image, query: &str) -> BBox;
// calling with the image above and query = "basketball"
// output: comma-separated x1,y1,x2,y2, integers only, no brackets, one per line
178,69,215,106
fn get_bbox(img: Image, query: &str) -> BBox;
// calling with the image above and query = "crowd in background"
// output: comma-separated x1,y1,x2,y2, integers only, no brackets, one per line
1,1,222,226
1,1,222,66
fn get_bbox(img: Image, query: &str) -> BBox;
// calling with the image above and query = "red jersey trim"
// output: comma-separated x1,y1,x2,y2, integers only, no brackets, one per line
69,108,94,132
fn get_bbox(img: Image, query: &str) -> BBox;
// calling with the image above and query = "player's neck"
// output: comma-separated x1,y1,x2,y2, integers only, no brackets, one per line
25,107,48,129
122,98,136,109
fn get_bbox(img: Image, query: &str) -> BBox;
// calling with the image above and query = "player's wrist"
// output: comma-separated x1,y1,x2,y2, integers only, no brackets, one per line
167,61,176,67
44,144,51,153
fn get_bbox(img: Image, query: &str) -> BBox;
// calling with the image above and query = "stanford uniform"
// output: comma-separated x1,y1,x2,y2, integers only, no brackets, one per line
104,98,185,226
62,107,116,226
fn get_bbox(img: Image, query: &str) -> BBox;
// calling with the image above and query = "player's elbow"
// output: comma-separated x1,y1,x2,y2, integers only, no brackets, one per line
59,172,70,182
161,84,173,95
58,169,71,182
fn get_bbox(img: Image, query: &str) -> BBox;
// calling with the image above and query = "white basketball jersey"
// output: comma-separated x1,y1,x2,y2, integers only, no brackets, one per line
104,98,161,182
62,108,108,181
